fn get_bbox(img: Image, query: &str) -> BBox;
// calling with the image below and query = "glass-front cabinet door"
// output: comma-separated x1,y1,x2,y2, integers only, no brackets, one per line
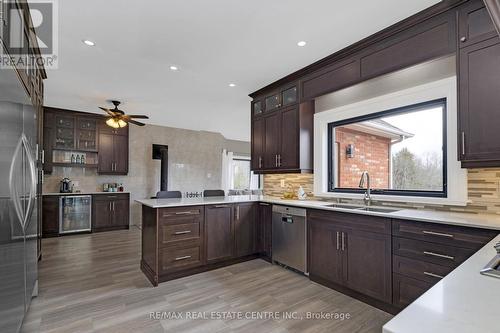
54,115,75,149
265,93,281,111
252,100,263,116
77,117,97,151
282,86,297,106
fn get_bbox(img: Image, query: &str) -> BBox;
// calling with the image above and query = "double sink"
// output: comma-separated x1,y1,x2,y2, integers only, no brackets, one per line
322,203,401,213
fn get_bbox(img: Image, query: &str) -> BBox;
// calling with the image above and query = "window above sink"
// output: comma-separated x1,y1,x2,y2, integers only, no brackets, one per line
313,76,468,206
328,98,447,198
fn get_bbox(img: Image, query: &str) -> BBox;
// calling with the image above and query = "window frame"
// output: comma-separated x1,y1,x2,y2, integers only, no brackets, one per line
327,98,448,198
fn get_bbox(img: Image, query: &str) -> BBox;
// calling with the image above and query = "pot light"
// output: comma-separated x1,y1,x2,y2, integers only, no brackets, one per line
169,65,178,71
297,41,307,47
82,39,95,46
229,83,236,87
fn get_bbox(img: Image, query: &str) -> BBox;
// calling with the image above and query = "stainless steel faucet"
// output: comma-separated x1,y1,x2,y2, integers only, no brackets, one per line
358,171,371,206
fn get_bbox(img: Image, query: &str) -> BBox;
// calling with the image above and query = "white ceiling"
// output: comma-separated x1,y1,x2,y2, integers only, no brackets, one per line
43,0,440,141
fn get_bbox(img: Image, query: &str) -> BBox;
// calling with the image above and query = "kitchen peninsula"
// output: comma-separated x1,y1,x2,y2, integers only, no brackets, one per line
136,195,499,315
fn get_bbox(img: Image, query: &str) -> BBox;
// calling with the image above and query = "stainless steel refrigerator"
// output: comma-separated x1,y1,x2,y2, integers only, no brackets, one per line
0,67,39,331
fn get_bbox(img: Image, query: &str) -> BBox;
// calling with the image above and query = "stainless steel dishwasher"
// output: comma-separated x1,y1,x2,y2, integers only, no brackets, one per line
272,205,307,274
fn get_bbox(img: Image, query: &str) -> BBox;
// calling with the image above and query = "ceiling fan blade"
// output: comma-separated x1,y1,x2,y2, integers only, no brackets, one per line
126,115,149,119
99,107,116,117
126,119,146,126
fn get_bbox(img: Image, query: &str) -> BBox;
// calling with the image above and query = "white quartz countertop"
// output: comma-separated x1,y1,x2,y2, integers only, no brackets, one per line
135,195,500,231
43,192,130,196
383,234,500,333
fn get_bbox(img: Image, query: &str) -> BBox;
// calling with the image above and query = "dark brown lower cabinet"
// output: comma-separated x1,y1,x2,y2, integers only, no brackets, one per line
308,218,343,284
392,274,433,308
391,219,497,310
92,194,130,232
308,209,392,306
256,202,272,259
141,203,260,286
42,196,59,237
343,229,392,303
234,203,256,257
205,204,235,264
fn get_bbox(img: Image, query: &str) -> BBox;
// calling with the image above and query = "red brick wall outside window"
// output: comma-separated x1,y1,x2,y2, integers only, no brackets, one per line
335,127,391,189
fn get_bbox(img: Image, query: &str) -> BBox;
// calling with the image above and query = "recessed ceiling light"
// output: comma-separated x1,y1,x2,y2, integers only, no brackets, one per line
229,83,236,87
82,39,95,46
169,65,178,71
297,41,307,47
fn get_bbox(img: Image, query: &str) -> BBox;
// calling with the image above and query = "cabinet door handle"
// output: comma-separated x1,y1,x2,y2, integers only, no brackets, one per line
112,202,115,211
173,211,196,215
109,202,112,211
235,206,240,220
277,154,281,167
341,232,345,251
214,205,229,208
461,132,465,156
275,154,278,167
423,251,454,261
174,255,192,261
336,231,340,251
423,271,445,279
259,156,262,168
422,230,454,238
174,230,191,235
460,36,467,42
259,203,270,206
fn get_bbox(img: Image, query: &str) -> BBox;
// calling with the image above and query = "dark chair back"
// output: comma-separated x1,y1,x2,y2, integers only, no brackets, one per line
156,190,182,199
203,189,225,197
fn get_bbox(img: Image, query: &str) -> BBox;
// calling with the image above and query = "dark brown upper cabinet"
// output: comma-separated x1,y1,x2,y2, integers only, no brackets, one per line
360,11,456,80
261,84,299,113
301,58,361,100
54,114,75,150
98,126,129,175
458,0,498,48
76,117,97,151
458,37,500,167
251,101,313,174
252,99,264,117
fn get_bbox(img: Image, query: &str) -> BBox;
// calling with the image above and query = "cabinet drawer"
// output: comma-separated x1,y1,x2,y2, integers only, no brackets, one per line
393,237,475,268
393,255,453,284
93,193,129,201
159,245,202,273
308,209,391,235
392,219,497,250
158,206,203,221
160,221,201,245
393,273,433,308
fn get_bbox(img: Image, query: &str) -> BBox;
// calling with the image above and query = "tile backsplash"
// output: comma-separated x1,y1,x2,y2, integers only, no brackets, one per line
263,168,500,215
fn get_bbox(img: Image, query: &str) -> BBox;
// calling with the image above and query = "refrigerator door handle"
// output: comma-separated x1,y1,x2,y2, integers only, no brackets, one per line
8,135,25,230
22,134,37,231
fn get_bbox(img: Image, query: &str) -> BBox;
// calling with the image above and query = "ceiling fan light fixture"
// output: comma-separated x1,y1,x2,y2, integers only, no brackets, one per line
106,117,120,129
117,119,128,128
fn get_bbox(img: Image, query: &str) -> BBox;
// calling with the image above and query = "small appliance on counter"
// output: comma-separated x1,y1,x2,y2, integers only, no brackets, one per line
60,177,73,193
480,241,500,279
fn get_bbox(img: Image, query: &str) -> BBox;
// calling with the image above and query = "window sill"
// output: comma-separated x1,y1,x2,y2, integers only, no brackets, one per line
314,191,468,207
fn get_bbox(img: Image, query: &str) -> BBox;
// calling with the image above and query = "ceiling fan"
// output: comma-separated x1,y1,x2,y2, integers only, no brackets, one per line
99,100,149,128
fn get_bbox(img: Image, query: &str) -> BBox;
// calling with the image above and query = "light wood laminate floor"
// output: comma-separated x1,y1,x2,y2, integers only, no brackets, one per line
21,227,392,333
